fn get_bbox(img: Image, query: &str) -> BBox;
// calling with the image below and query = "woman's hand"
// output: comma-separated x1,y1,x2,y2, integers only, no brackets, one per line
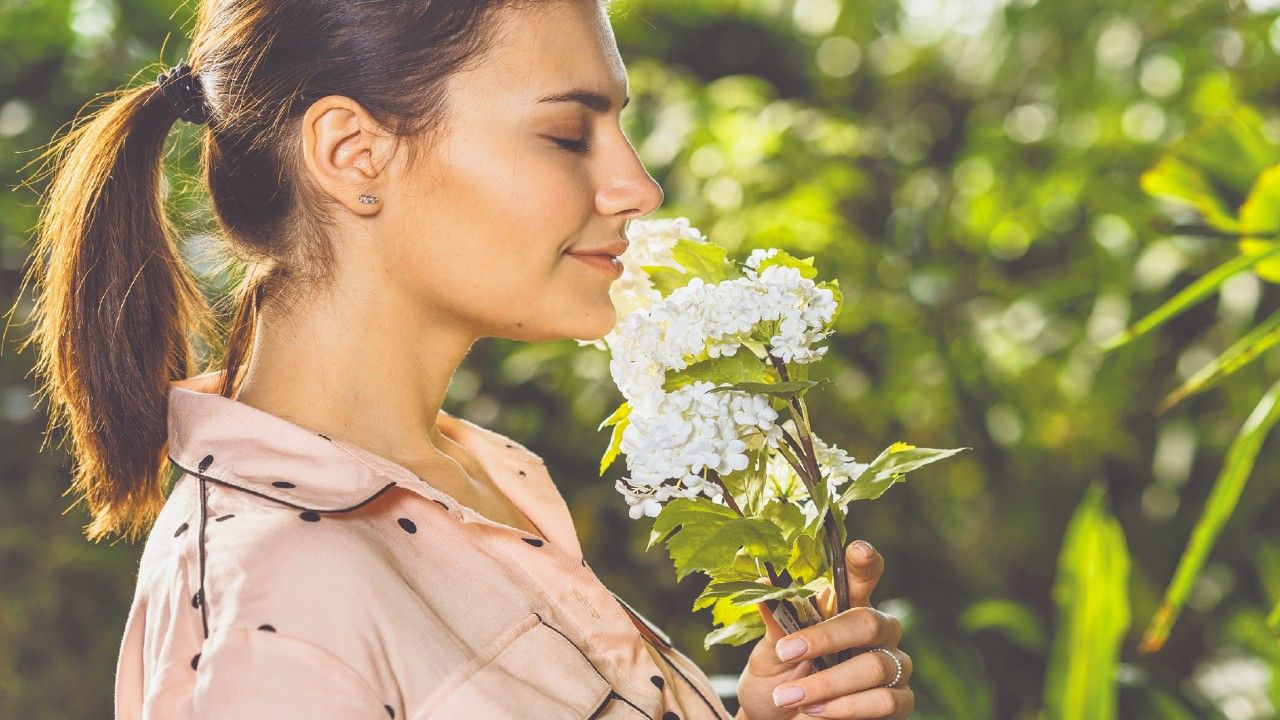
735,541,914,720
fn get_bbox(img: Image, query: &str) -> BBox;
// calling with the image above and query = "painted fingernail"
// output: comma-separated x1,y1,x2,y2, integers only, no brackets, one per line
853,540,875,560
800,702,827,714
776,636,808,661
773,684,805,706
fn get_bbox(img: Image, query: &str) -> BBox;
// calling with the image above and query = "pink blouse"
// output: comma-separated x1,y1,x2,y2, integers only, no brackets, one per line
114,374,733,719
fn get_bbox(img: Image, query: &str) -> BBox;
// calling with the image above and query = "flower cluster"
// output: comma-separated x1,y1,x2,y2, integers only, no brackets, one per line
602,218,860,519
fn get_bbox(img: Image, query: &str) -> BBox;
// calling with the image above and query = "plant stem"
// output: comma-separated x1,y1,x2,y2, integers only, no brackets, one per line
707,469,804,630
768,354,852,662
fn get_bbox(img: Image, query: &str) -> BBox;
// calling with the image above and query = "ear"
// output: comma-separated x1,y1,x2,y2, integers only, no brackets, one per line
300,95,392,216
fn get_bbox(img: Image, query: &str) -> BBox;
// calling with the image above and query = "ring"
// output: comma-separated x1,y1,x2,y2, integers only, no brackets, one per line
867,647,903,688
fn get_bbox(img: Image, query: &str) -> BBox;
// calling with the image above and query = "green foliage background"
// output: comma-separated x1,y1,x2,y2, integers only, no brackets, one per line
3,0,1280,717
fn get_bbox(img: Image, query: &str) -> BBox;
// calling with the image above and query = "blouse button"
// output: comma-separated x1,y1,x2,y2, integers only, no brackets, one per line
663,713,680,720
397,518,417,534
272,480,297,489
173,522,189,538
299,511,321,522
257,624,276,632
650,674,664,690
198,455,213,472
383,705,395,718
190,653,200,670
522,537,544,547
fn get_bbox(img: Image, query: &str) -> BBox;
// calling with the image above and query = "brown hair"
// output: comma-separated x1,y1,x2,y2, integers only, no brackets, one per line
17,0,557,543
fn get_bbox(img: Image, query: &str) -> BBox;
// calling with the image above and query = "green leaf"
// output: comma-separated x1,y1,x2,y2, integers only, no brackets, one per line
1096,243,1280,351
959,598,1049,654
1158,306,1280,412
837,442,968,506
1238,165,1280,281
647,498,792,581
598,402,631,476
1043,482,1131,720
1141,375,1280,653
642,265,693,297
663,349,769,392
723,576,827,606
1139,155,1240,233
672,238,736,283
1172,105,1280,199
705,378,825,399
759,499,806,544
756,249,819,280
703,607,766,650
786,526,829,585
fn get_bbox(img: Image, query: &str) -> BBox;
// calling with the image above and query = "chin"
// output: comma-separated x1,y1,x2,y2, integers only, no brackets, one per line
565,306,619,342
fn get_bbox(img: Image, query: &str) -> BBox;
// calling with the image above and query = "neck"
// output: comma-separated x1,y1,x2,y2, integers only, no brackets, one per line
231,266,481,474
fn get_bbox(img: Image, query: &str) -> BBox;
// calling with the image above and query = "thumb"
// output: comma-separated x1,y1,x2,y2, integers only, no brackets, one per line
748,576,808,677
753,576,790,643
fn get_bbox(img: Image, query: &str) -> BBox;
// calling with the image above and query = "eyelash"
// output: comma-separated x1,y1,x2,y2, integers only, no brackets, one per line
551,137,591,154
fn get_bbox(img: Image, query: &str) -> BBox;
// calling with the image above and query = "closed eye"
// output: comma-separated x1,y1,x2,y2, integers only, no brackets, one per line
549,137,591,154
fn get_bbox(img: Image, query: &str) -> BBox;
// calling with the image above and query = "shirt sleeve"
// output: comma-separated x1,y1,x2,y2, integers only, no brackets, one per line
191,627,395,719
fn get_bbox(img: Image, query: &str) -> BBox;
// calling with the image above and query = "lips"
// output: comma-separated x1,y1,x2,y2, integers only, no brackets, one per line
567,239,630,258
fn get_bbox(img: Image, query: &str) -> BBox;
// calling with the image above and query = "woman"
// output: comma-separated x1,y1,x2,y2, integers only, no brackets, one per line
25,0,914,717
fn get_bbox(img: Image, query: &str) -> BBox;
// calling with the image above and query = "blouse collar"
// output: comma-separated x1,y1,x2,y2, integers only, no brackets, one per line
164,375,580,555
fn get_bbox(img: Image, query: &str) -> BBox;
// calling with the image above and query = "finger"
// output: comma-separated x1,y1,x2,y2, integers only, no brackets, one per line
775,606,903,666
768,646,912,712
748,576,821,681
798,686,915,719
845,540,883,608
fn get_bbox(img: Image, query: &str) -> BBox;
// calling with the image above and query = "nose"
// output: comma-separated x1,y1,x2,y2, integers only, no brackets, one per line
597,138,665,221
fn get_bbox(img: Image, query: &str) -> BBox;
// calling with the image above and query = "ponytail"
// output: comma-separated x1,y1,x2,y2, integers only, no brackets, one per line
19,75,215,543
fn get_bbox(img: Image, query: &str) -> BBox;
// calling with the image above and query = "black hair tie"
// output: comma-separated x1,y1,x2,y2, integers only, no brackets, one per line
156,61,211,126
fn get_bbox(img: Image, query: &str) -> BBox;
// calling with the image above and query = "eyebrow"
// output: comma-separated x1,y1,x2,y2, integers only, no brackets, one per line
537,88,631,113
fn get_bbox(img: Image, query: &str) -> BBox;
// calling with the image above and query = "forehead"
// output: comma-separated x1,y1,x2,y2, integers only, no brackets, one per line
474,1,629,107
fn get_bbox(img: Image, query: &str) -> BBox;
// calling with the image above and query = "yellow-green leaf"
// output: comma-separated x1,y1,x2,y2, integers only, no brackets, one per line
1141,375,1280,653
1043,482,1131,720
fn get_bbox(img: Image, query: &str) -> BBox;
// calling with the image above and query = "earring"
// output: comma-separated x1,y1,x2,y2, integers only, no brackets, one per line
359,194,380,205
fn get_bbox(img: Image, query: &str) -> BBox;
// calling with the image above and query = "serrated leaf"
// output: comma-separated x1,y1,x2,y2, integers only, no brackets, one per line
705,378,824,399
787,527,829,585
642,265,693,297
672,238,736,283
704,609,766,650
647,498,792,581
663,350,769,392
837,443,968,506
759,499,806,544
598,402,631,476
724,576,827,606
757,250,819,280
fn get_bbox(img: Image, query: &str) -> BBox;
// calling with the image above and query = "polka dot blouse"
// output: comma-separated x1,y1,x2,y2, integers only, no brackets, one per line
113,377,732,719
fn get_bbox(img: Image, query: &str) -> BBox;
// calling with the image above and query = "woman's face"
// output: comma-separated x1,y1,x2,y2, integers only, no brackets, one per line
373,0,663,344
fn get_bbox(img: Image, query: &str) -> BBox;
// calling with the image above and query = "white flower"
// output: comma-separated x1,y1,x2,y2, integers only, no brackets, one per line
597,218,849,521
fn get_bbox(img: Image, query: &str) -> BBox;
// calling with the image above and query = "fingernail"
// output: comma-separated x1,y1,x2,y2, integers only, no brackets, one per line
853,540,875,560
800,702,827,714
773,684,805,706
776,636,808,662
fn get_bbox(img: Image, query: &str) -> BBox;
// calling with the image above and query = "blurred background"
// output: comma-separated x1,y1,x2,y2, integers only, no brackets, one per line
4,0,1280,717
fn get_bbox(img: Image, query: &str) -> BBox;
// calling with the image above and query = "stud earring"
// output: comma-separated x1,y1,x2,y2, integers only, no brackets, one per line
359,194,380,205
